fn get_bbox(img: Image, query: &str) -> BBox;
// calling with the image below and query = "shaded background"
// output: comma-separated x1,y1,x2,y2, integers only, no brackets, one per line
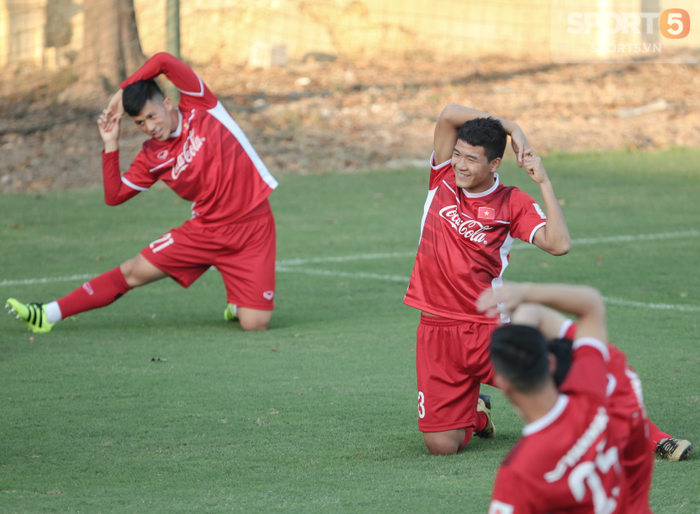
2,0,700,192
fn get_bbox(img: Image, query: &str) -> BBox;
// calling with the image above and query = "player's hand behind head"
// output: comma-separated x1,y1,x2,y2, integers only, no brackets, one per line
98,111,122,148
105,89,125,122
477,282,527,318
522,149,549,184
510,126,530,168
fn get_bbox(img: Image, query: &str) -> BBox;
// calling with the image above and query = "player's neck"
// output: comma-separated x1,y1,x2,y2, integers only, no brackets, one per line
514,386,560,425
169,109,180,134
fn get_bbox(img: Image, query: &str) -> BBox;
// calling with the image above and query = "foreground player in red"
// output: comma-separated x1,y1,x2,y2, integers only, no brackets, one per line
479,283,627,513
6,53,278,332
504,300,654,512
518,303,691,468
403,104,571,455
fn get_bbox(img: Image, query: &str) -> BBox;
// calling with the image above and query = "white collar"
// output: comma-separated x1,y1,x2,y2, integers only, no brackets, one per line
169,110,184,138
522,394,569,436
462,173,500,198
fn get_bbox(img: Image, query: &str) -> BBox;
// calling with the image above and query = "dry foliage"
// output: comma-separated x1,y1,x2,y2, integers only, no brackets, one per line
2,56,700,192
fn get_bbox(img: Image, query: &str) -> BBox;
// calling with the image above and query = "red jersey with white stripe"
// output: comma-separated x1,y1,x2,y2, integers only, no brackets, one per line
560,321,647,424
560,322,653,513
106,53,277,226
404,154,547,323
489,339,626,514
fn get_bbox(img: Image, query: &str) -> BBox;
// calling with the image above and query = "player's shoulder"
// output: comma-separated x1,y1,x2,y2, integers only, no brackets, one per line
501,435,557,473
498,183,533,202
498,438,551,490
501,437,527,467
428,152,453,188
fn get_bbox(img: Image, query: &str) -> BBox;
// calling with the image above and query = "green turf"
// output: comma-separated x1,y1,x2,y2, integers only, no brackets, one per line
1,148,698,513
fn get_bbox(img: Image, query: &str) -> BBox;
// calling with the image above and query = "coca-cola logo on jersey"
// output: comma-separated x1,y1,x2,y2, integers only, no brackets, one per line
439,205,493,244
172,129,206,180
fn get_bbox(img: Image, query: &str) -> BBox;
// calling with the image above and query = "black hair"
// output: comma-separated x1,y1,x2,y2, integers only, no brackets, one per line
122,80,165,117
456,117,508,162
490,325,551,393
547,338,574,388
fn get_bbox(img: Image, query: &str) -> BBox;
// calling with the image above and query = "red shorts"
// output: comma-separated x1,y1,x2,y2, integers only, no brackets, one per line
416,314,497,432
141,204,276,311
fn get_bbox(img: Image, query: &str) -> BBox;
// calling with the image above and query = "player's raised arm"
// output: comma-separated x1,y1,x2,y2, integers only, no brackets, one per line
511,303,570,340
121,52,217,111
97,99,142,206
522,149,571,256
97,107,122,153
433,104,529,166
478,282,607,343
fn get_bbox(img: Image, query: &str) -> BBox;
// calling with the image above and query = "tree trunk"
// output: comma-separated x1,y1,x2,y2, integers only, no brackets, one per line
78,0,144,89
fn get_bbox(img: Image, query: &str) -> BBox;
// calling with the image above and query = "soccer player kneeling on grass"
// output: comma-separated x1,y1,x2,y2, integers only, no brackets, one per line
479,283,628,513
403,104,571,455
6,53,278,333
511,301,691,471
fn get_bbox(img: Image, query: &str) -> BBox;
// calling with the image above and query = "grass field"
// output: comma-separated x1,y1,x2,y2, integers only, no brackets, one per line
1,149,699,513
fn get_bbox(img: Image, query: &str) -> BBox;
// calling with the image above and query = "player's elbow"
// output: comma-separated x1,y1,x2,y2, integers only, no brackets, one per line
104,192,130,206
549,240,571,256
104,195,121,206
543,234,571,256
438,104,462,123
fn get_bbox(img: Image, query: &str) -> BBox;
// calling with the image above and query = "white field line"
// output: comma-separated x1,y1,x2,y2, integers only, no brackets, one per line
278,252,416,267
275,266,410,282
276,230,700,266
281,267,700,312
602,297,700,312
2,230,699,313
0,274,96,288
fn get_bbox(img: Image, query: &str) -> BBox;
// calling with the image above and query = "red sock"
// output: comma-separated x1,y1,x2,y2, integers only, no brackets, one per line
458,428,475,452
57,267,132,318
647,419,672,453
475,411,489,433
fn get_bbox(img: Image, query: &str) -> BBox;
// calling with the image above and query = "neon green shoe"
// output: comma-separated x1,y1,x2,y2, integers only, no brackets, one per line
224,303,238,322
6,298,54,333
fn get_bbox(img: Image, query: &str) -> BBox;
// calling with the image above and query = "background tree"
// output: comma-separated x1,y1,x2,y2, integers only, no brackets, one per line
77,0,144,90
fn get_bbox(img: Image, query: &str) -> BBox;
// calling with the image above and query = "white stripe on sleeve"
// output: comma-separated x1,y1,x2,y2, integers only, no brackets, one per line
573,337,610,362
430,151,451,170
529,222,546,244
558,318,574,339
121,176,150,191
177,73,205,97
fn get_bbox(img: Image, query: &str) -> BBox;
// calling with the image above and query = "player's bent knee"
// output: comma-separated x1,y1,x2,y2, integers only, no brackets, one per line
423,432,461,456
238,309,272,332
240,319,270,332
119,258,139,286
119,256,167,288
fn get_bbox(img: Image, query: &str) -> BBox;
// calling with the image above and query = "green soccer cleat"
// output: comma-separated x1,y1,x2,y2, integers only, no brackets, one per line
6,298,54,333
656,438,693,461
475,393,496,439
223,303,238,322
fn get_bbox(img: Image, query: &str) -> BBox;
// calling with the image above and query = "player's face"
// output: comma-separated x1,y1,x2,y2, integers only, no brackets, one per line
133,98,175,142
451,140,500,193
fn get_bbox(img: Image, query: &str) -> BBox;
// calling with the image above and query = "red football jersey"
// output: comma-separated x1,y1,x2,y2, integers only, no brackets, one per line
115,53,277,225
404,154,547,323
489,339,626,514
560,322,653,513
559,321,646,423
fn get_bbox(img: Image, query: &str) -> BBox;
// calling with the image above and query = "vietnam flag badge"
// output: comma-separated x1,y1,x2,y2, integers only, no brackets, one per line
478,206,495,220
